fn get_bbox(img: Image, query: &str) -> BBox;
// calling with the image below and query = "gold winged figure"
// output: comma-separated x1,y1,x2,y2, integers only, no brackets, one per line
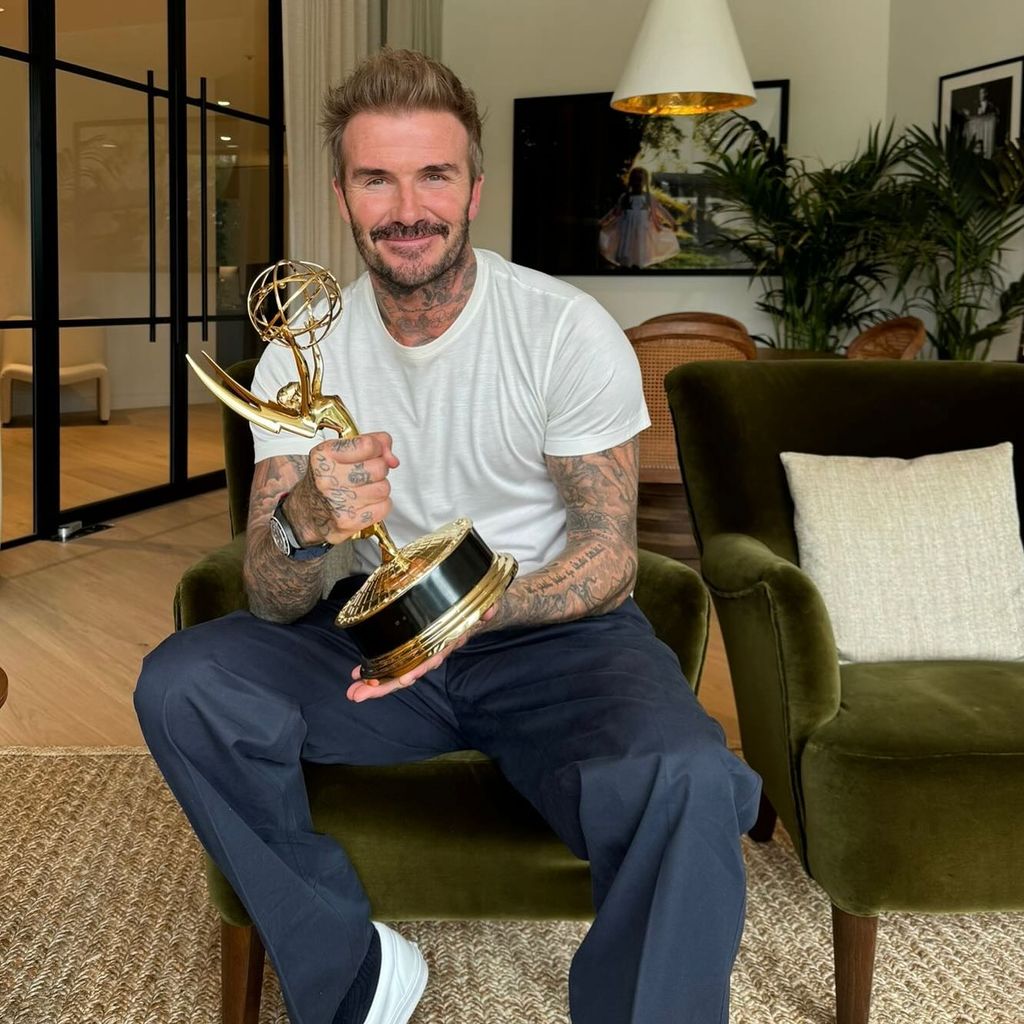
185,259,400,560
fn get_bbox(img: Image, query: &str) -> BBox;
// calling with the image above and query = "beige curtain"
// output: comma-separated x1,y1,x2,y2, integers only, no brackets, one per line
282,0,383,283
283,1,444,283
385,0,443,56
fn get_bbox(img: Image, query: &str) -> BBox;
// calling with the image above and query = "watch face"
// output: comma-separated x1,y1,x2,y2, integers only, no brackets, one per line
269,515,291,555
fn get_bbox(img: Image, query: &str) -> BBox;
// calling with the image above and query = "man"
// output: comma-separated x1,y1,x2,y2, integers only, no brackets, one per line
135,48,760,1024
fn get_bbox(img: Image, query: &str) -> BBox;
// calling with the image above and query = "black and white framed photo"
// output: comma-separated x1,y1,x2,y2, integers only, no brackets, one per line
939,56,1023,157
511,80,790,276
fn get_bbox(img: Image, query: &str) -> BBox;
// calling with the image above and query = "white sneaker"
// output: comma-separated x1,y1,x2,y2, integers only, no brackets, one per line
362,922,428,1024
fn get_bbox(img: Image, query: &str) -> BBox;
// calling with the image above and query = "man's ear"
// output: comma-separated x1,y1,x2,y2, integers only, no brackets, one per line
468,174,484,223
332,179,352,224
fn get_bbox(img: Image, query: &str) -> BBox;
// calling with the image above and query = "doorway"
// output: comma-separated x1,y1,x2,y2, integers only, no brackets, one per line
0,0,284,546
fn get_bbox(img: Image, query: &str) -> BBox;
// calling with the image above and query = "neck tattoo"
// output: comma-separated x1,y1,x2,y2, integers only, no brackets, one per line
374,251,478,348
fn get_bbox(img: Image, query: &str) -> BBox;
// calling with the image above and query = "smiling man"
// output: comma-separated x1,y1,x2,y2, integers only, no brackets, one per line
135,49,761,1024
336,110,479,289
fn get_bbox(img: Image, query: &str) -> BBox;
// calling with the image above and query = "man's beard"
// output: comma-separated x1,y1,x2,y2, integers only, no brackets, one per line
350,212,471,291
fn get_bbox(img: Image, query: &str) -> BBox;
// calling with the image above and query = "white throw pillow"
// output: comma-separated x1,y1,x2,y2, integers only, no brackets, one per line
780,443,1024,662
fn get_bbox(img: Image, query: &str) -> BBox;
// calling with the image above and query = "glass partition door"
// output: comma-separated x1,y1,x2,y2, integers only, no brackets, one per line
0,0,282,547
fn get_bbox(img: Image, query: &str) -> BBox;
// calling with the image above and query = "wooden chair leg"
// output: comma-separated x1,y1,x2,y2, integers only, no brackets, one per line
221,920,265,1024
832,904,878,1024
747,790,777,842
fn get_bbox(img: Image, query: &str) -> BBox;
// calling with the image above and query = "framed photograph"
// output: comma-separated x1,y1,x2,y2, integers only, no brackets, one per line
938,56,1023,157
511,80,789,276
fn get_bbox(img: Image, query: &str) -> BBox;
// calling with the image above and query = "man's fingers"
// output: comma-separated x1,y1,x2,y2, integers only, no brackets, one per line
347,650,449,702
347,679,403,702
343,458,394,487
317,431,397,466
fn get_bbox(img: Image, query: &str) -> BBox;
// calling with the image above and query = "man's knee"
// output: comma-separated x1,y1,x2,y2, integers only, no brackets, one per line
134,628,202,740
658,732,762,837
134,615,248,738
580,724,753,832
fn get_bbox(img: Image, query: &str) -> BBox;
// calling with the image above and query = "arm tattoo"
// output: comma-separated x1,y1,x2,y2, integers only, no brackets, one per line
485,437,640,632
243,454,325,623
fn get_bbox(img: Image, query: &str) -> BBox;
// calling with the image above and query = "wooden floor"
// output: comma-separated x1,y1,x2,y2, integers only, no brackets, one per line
0,490,230,745
0,489,738,749
1,403,224,542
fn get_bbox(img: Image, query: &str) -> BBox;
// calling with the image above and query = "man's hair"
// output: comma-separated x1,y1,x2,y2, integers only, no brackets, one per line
322,48,484,185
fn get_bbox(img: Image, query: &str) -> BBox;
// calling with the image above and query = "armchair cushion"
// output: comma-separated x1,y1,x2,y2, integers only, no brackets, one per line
780,442,1024,662
802,659,1024,915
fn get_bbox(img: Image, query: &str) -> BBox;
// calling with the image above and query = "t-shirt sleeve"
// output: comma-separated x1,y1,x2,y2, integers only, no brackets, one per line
249,343,331,464
542,294,650,457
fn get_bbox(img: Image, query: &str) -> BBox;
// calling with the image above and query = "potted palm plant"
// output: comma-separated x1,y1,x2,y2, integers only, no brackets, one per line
700,115,905,351
888,125,1024,360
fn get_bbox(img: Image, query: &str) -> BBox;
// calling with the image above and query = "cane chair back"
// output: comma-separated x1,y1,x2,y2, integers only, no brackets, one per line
625,327,756,483
846,317,926,360
629,317,754,350
642,311,751,338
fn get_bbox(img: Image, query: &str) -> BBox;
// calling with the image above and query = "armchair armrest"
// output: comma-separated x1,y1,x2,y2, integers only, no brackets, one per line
701,532,841,859
634,548,710,693
173,532,249,630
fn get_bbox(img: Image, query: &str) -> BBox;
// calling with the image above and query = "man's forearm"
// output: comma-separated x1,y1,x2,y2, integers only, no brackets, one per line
243,527,325,623
485,440,641,633
484,537,638,633
243,455,325,623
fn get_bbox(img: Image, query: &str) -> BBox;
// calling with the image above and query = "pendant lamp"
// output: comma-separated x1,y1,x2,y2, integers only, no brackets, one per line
611,0,755,116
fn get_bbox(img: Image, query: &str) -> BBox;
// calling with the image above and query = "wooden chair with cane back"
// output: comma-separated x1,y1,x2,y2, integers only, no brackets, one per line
625,326,756,484
642,311,752,339
845,317,926,360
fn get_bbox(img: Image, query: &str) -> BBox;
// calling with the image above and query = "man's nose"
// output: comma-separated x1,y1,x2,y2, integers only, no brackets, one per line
393,181,423,224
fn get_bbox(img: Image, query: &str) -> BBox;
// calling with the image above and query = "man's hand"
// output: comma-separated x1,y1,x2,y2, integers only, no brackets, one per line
346,605,498,702
287,432,399,546
242,434,399,624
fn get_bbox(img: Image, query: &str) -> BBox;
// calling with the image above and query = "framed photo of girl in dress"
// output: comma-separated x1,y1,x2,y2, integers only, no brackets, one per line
512,81,789,276
939,57,1023,158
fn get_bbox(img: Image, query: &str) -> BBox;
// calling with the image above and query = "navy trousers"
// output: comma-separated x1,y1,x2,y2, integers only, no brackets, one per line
135,583,760,1024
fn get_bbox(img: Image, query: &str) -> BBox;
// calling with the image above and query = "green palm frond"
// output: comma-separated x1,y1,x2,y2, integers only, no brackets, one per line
890,124,1024,359
700,114,905,349
699,115,1023,357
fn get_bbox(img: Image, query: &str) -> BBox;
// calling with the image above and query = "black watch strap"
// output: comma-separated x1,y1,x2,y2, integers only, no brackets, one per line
270,494,332,561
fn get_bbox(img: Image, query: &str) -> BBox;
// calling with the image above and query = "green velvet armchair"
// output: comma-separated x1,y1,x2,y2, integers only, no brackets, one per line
174,359,712,1024
667,359,1024,1024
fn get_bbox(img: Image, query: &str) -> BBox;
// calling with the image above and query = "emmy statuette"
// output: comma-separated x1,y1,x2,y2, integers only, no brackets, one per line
186,259,517,679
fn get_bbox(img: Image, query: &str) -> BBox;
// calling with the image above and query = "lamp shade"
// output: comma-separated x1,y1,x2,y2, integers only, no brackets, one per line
611,0,755,116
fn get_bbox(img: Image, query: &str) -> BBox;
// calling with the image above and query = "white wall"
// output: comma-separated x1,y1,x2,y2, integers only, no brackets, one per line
443,0,891,334
887,0,1021,131
887,0,1024,359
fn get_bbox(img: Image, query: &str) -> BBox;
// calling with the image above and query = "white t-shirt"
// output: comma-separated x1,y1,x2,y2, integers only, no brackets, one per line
251,248,649,577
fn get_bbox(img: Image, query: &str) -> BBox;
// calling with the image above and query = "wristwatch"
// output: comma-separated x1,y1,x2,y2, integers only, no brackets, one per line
269,494,332,561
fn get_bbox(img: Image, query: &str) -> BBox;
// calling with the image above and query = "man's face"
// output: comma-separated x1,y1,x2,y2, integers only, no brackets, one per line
332,110,483,290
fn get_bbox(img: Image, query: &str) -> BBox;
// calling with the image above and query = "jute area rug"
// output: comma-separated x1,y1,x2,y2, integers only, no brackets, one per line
2,749,1021,1024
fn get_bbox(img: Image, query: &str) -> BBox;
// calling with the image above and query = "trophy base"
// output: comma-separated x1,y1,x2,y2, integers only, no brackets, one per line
334,518,518,680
